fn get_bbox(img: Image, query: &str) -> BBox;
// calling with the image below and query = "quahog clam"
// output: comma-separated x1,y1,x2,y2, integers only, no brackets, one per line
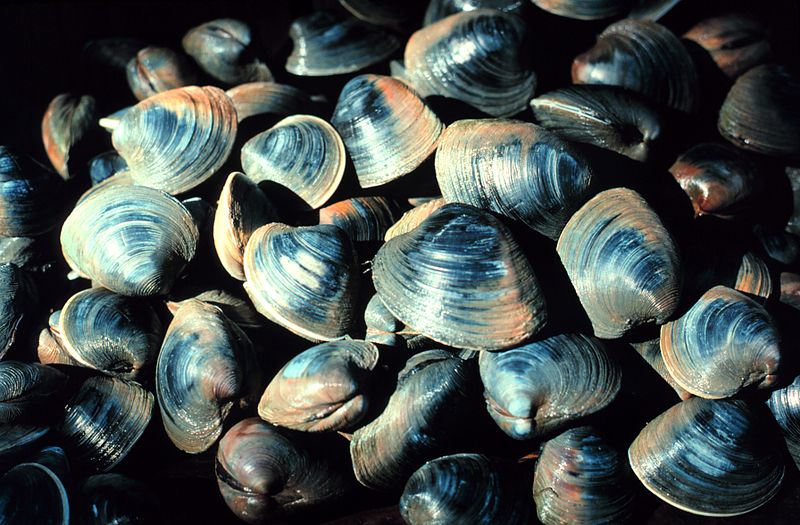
125,46,198,101
41,93,98,180
0,361,67,424
0,146,61,237
383,197,445,241
226,82,312,122
766,374,800,469
684,12,771,79
318,196,405,242
167,287,264,329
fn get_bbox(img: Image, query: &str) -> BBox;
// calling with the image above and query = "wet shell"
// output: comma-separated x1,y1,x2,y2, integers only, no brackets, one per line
532,0,629,20
0,462,69,525
125,46,198,101
286,11,400,76
631,339,691,400
400,454,531,525
373,203,547,351
243,223,360,341
530,85,663,162
404,9,536,117
241,115,345,209
572,19,699,114
766,374,800,469
0,263,35,360
213,172,277,281
0,146,61,237
0,424,49,472
533,426,636,525
156,299,262,454
88,151,127,186
226,82,312,122
58,376,153,472
0,236,42,270
734,251,773,300
258,339,379,432
629,397,784,517
718,64,800,159
684,13,771,79
331,74,444,188
318,196,405,242
350,350,475,490
383,197,445,241
167,288,264,329
556,188,682,339
423,0,526,25
41,93,97,180
60,184,198,297
111,85,238,195
74,473,164,525
660,285,780,399
182,18,272,85
478,333,621,440
0,362,67,424
435,119,595,239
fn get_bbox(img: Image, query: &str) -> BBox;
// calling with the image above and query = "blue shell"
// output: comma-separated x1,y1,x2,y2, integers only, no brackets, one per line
0,362,67,424
125,46,198,101
88,151,127,186
74,474,163,525
0,263,34,359
226,82,311,122
0,462,68,525
318,196,406,242
423,0,525,25
767,374,800,469
0,146,60,236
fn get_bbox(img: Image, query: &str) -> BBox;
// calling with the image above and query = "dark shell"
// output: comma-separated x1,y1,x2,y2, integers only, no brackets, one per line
125,46,199,101
629,397,785,516
423,0,526,25
757,227,800,267
572,19,699,114
684,13,771,79
718,64,800,159
787,167,800,236
0,145,61,237
373,203,547,351
0,236,43,270
532,0,629,20
557,188,682,339
226,82,312,122
318,196,405,242
0,462,69,525
628,0,681,20
82,37,145,69
41,93,98,180
0,263,35,360
479,333,621,440
74,473,164,525
400,454,532,525
530,85,664,162
286,11,400,76
631,339,691,400
340,0,416,26
780,272,800,310
28,445,70,487
0,361,67,424
88,151,127,186
766,374,800,469
435,119,596,239
0,424,49,472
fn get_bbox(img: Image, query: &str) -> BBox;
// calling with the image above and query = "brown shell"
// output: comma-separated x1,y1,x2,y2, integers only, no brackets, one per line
41,94,98,180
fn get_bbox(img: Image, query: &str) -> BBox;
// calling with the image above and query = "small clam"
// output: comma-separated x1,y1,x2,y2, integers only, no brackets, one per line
226,82,312,122
258,339,379,432
718,64,800,159
125,46,199,101
286,11,400,76
684,13,771,79
435,119,595,239
423,0,526,25
0,145,61,237
243,223,360,341
533,426,636,525
766,374,800,469
156,299,262,454
631,339,691,400
479,333,621,440
556,188,682,339
572,19,699,114
240,114,345,209
61,184,198,296
530,85,664,162
1,263,36,360
373,203,547,351
383,197,445,241
182,18,272,85
0,361,67,424
331,74,444,188
404,9,536,116
400,454,532,525
532,0,629,20
74,473,164,525
41,93,98,180
660,285,780,399
629,397,784,516
88,151,127,186
111,85,237,195
0,461,69,525
318,196,405,242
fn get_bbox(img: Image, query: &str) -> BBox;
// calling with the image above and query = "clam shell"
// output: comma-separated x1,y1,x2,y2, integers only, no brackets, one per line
405,9,536,117
629,397,784,517
660,285,780,399
766,374,800,469
318,196,405,242
0,361,67,424
125,46,198,101
111,85,237,195
684,13,771,79
258,339,379,432
226,82,312,122
286,11,400,76
0,424,49,472
532,0,629,20
572,19,699,114
75,473,163,525
241,115,345,209
423,0,526,25
734,251,773,300
628,0,681,20
167,288,264,329
479,333,621,440
631,339,691,400
0,462,69,525
0,236,42,270
373,203,547,351
41,93,97,180
243,223,360,341
383,197,445,241
435,119,595,239
556,188,682,339
1,263,35,359
88,151,127,186
0,146,61,237
60,184,198,297
331,74,444,188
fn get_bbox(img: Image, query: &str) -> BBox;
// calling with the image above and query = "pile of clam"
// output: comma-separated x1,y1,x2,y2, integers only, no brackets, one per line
3,0,800,523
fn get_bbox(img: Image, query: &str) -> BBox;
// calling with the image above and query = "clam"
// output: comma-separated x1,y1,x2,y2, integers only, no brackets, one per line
364,292,404,347
423,0,526,25
787,167,800,236
111,85,237,195
318,196,406,242
660,285,780,399
88,151,127,186
0,236,43,270
58,375,153,472
285,10,400,76
0,145,61,237
98,106,130,132
628,0,681,20
718,64,800,159
684,13,771,79
572,19,699,114
157,299,262,454
733,251,773,300
60,184,199,296
530,85,664,162
383,197,445,241
125,46,199,101
213,172,277,281
0,361,67,424
435,119,596,239
216,417,352,524
780,272,800,310
478,333,621,440
556,188,682,339
74,473,164,525
243,223,360,341
757,227,800,267
373,203,547,351
226,82,312,122
29,445,70,486
631,339,691,400
532,0,629,20
0,424,49,472
240,115,345,209
629,397,785,516
47,287,162,381
1,262,36,360
0,461,69,525
167,288,264,329
350,350,476,491
37,325,78,368
404,9,536,117
331,74,444,188
182,18,272,85
766,374,800,469
669,142,760,219
400,454,532,525
41,93,98,180
340,0,415,26
533,426,636,525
